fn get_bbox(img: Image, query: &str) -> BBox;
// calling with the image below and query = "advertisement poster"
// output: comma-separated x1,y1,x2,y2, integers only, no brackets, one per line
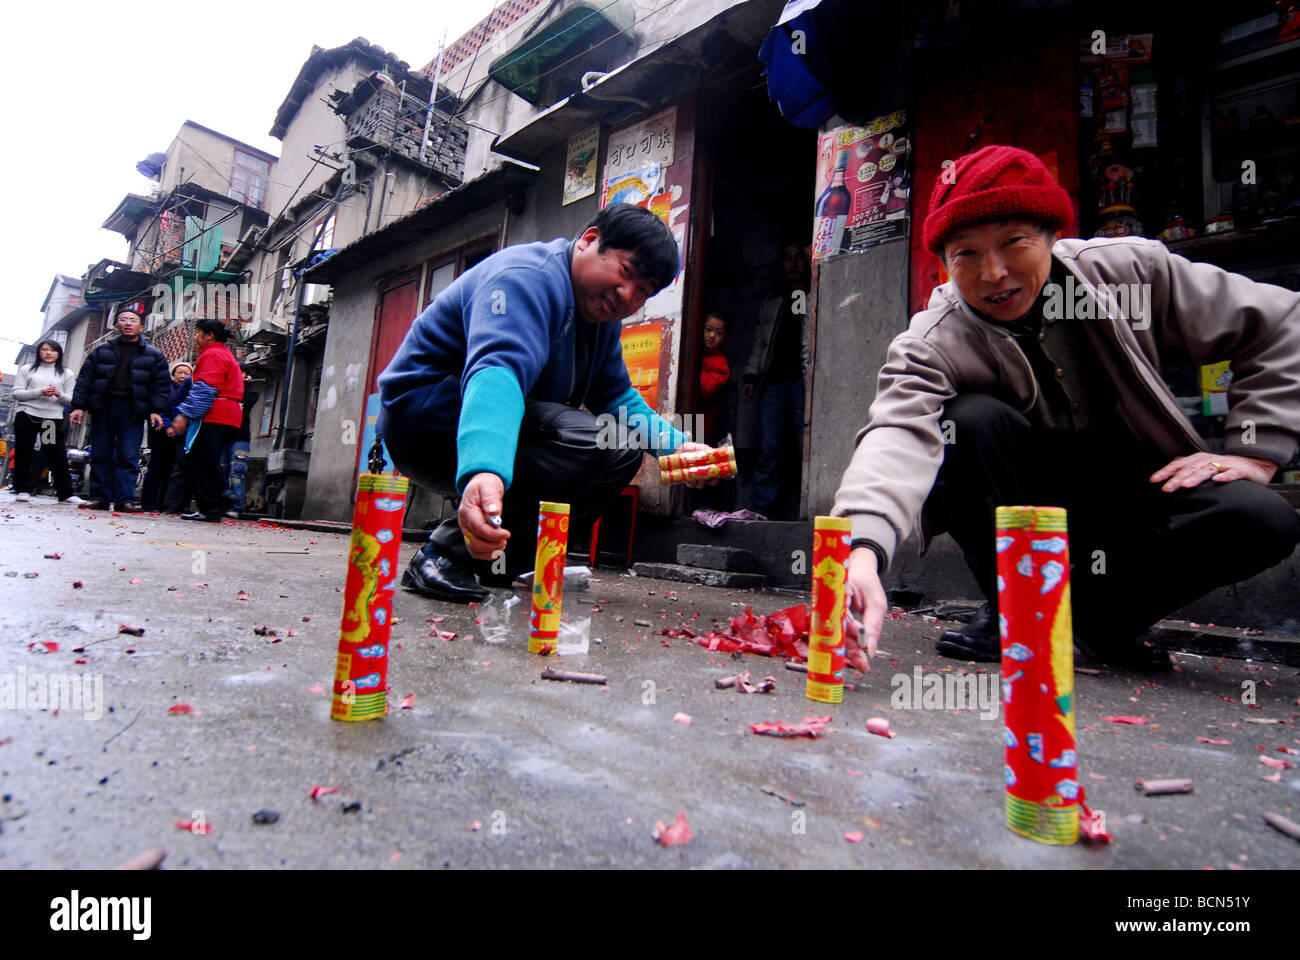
562,124,599,205
812,109,912,261
620,321,663,409
605,106,675,173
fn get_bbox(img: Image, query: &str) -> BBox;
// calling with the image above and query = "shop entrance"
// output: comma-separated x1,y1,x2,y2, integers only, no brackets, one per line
692,76,816,520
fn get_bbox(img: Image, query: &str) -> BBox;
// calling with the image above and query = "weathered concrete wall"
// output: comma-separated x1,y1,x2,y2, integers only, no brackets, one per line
301,200,507,522
806,241,910,516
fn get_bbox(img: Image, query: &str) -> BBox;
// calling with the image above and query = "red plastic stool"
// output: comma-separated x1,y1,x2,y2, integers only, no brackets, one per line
589,484,639,568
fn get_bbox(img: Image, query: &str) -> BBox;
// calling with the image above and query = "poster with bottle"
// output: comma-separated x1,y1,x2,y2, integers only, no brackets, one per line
812,109,912,261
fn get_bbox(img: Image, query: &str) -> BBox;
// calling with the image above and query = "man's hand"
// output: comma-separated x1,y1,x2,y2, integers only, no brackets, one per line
149,413,164,431
673,441,721,488
166,413,187,438
742,383,755,402
459,472,510,561
69,410,84,427
843,547,887,674
1150,452,1277,492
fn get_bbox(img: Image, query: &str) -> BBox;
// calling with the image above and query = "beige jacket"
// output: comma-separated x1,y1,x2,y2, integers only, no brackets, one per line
831,236,1300,570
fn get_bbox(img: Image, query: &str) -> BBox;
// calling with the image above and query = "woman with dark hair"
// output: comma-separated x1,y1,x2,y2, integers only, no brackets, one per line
10,339,83,504
167,320,244,521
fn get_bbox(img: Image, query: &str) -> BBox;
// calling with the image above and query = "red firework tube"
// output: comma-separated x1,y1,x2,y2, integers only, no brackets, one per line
658,444,734,473
331,473,409,722
807,516,851,704
659,447,739,485
996,505,1077,845
528,501,570,655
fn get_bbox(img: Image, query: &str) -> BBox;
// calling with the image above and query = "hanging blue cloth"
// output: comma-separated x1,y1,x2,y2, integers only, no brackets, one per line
758,0,837,129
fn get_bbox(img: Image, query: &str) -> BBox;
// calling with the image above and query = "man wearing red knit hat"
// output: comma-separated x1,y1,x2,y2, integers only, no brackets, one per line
832,145,1300,672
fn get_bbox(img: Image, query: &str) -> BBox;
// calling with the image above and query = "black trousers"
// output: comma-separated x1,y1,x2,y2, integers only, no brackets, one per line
141,430,179,510
13,411,73,499
183,422,238,516
380,400,645,580
925,394,1300,644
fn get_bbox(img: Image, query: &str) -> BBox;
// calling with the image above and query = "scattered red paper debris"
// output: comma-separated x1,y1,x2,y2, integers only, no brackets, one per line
427,615,446,623
689,604,812,662
673,712,692,725
308,785,340,801
43,553,61,560
74,659,86,664
652,811,694,847
28,641,58,653
751,716,830,738
1197,737,1231,745
174,820,211,835
1101,715,1147,725
470,821,482,831
127,577,141,585
253,625,278,637
119,625,145,636
1262,770,1282,783
1259,755,1290,770
846,769,863,776
866,717,895,738
302,616,312,622
1220,696,1236,703
400,694,415,709
236,591,250,601
70,581,83,588
430,629,457,641
167,704,193,715
844,830,864,843
307,685,324,693
125,647,137,654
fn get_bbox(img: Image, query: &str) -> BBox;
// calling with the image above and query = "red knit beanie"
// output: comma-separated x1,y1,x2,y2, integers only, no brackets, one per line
922,145,1073,254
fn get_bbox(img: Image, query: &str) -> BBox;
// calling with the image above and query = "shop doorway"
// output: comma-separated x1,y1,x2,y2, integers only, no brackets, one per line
694,76,816,520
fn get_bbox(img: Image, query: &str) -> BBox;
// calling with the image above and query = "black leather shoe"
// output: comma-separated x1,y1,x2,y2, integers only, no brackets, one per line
119,502,143,513
82,500,110,510
401,545,488,603
935,602,1001,662
1075,635,1172,673
181,511,221,522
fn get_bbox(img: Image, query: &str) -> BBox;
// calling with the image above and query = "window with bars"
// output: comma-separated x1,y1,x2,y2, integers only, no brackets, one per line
229,149,271,209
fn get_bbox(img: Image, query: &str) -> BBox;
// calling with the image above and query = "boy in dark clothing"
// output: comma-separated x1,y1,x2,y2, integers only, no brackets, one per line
69,309,170,511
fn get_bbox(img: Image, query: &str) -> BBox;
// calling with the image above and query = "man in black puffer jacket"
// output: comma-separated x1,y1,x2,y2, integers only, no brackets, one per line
69,309,170,511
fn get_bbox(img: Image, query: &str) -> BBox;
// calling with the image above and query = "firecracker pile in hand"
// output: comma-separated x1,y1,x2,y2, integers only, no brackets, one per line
663,603,812,661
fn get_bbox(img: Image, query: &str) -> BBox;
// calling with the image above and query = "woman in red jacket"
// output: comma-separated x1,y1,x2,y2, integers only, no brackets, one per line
167,319,244,521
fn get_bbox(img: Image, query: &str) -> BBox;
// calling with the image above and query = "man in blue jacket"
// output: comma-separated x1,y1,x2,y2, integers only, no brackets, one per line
378,202,715,602
69,309,170,511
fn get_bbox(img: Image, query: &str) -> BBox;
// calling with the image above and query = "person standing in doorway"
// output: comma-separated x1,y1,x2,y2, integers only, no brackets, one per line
743,242,811,520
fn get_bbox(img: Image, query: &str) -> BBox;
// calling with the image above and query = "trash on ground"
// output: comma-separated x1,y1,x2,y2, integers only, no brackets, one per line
751,716,830,738
541,667,607,685
1136,778,1193,796
866,717,895,739
251,810,280,825
652,811,694,847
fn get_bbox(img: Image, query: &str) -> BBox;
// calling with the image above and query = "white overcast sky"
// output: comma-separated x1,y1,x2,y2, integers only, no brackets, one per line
1,0,501,372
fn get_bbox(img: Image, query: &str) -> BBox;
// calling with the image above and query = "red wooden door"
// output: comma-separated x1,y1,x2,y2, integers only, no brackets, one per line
366,269,422,396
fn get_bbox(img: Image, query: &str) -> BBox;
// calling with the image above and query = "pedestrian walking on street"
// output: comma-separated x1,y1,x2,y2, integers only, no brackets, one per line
167,319,243,521
378,202,718,602
10,339,84,505
140,360,192,511
69,309,169,512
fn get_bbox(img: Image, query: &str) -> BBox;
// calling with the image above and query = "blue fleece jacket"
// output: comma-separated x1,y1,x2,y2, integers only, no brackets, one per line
378,238,687,491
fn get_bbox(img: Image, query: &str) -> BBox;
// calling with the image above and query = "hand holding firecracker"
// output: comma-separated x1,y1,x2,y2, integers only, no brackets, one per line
459,472,510,560
843,546,885,672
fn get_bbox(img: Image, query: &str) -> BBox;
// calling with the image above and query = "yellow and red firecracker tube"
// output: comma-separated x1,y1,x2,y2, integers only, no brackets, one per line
331,474,409,721
658,445,738,485
807,516,852,704
529,501,570,655
995,505,1078,844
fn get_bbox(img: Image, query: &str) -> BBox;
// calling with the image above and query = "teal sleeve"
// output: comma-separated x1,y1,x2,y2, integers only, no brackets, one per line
598,386,689,455
456,367,525,493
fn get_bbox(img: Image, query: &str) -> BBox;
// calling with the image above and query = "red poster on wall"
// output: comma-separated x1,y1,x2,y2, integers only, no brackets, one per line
620,321,663,409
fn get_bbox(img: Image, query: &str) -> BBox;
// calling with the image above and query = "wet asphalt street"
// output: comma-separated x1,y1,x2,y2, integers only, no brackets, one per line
1,498,1298,869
